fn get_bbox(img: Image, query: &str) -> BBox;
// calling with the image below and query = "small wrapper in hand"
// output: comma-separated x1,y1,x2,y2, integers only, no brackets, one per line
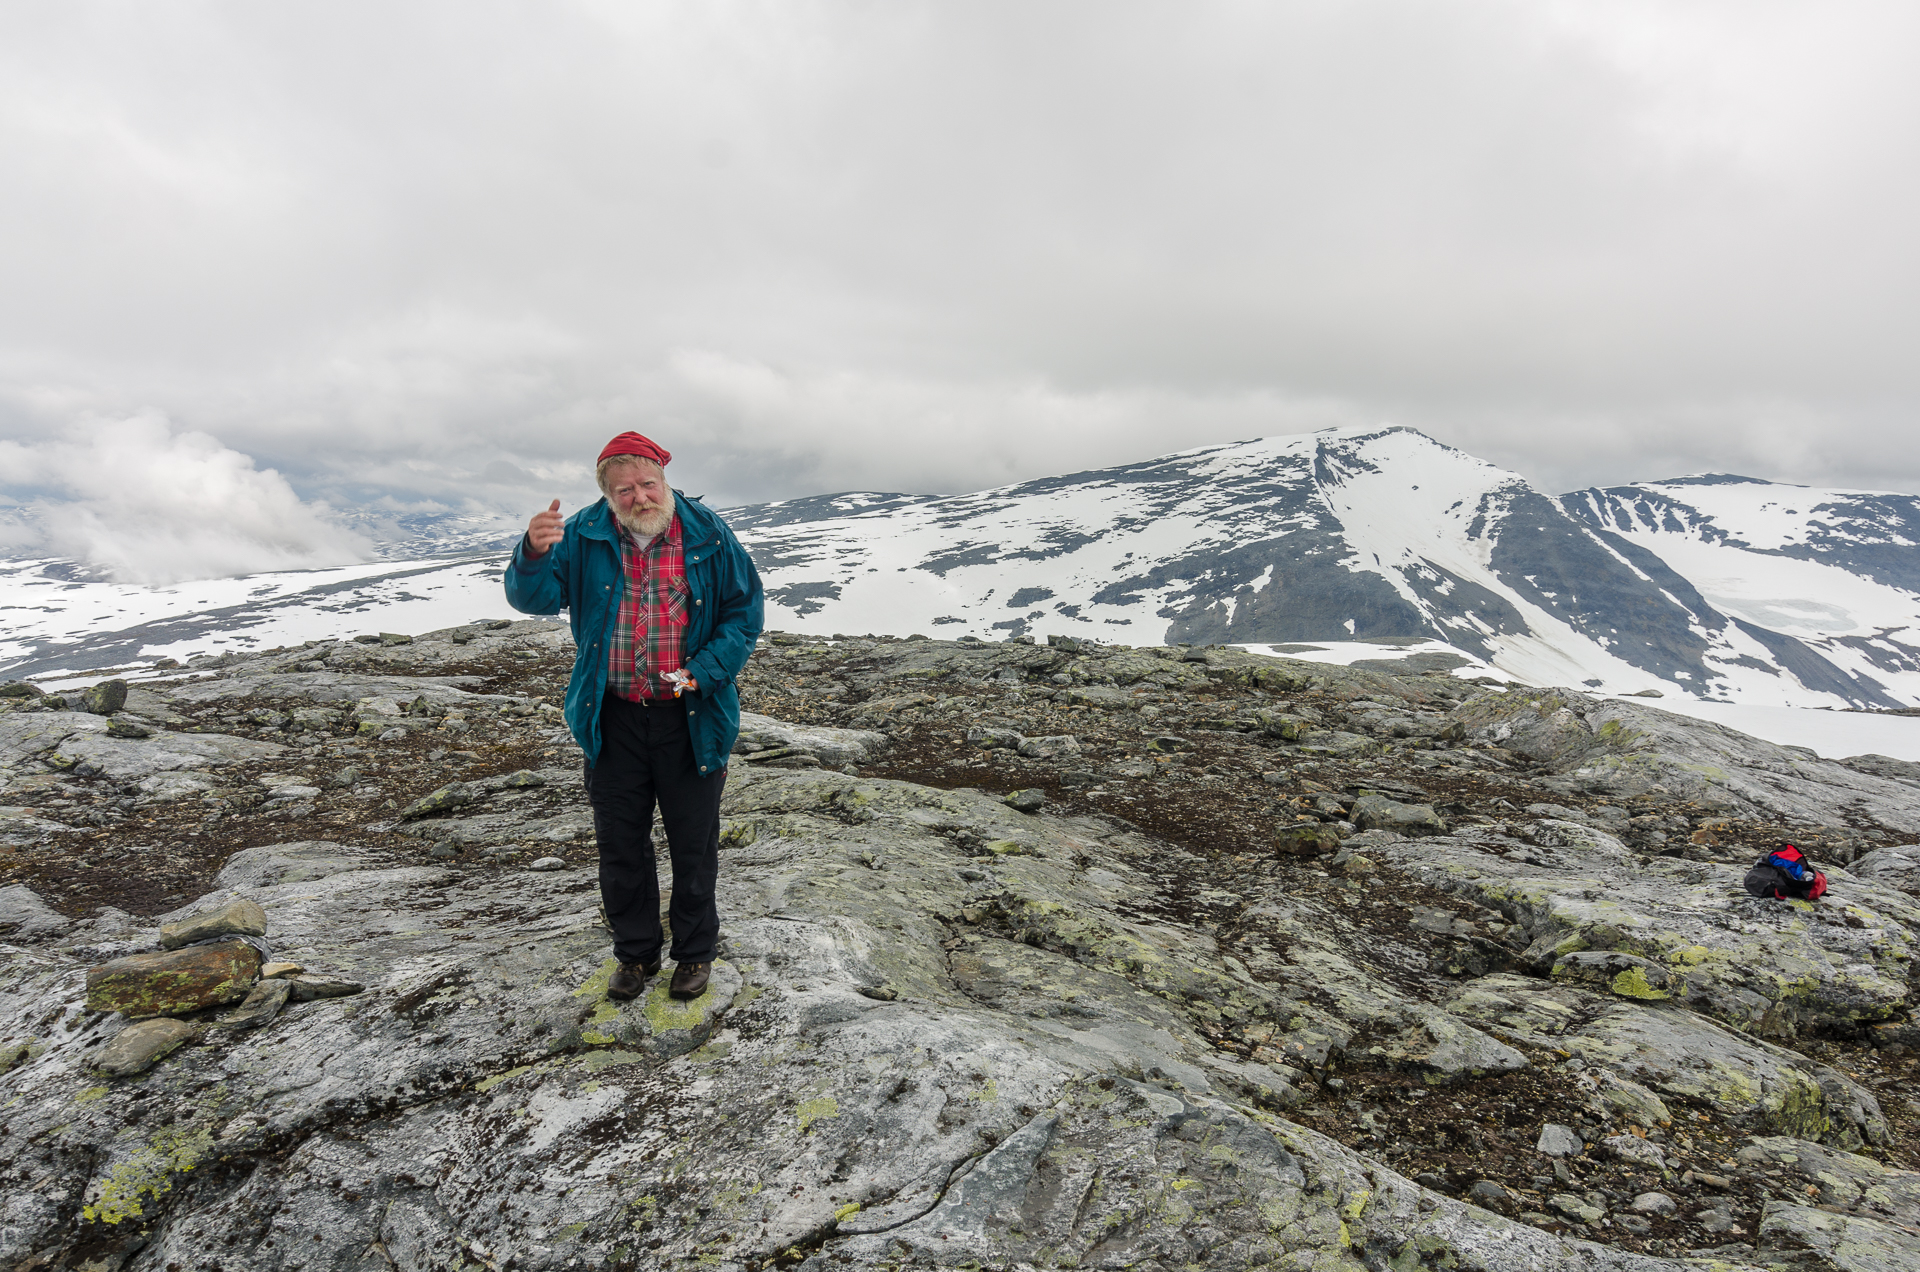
661,669,693,698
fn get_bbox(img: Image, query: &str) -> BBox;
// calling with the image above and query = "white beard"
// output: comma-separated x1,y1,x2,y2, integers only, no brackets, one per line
617,501,673,540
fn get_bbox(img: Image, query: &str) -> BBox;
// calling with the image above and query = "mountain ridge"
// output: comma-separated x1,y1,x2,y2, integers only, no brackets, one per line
4,426,1918,710
729,426,1918,708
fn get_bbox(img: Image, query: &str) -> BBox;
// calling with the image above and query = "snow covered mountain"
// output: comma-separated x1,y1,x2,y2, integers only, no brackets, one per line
1563,475,1920,708
731,427,1917,708
3,425,1917,710
0,553,525,681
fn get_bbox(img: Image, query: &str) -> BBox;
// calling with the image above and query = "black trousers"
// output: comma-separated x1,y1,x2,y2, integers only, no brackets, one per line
586,691,725,965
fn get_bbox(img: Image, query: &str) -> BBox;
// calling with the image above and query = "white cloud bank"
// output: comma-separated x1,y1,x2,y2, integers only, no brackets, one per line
1,0,1918,582
0,415,369,584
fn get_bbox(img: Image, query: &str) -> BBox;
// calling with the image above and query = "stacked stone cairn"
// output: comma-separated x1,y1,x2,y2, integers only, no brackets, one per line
83,897,363,1077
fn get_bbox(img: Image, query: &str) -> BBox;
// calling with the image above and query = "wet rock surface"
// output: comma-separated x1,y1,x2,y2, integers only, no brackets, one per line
0,625,1917,1270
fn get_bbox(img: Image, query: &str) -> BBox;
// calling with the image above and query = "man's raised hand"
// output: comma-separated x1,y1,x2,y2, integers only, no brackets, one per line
526,499,564,557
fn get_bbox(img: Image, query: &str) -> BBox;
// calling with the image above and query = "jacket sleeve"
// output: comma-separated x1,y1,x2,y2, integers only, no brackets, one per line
504,527,572,615
687,526,764,692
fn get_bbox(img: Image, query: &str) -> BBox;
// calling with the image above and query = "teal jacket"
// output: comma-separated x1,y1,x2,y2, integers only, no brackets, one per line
502,493,764,775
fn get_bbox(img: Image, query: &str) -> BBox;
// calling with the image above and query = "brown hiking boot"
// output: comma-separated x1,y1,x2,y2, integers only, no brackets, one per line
606,959,661,1001
669,961,711,1000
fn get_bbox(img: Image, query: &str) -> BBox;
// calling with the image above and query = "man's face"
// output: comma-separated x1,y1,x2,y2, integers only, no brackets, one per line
607,462,673,539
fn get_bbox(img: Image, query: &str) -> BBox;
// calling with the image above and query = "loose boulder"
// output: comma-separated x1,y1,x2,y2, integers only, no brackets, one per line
93,1018,195,1077
1537,1123,1584,1157
1351,794,1447,835
284,975,365,1002
1600,1134,1666,1169
160,897,268,950
399,782,478,820
1273,822,1342,857
85,941,261,1018
735,712,889,765
1256,711,1310,742
78,678,129,715
1004,788,1047,813
219,978,292,1030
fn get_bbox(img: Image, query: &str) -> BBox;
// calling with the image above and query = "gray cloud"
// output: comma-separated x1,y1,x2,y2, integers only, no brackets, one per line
1,1,1915,578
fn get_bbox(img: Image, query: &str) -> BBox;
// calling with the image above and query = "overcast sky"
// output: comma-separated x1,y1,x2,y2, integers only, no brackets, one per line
2,1,1917,581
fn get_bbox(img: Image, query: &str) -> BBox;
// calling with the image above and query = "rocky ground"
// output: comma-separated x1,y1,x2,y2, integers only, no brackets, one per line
3,623,1920,1272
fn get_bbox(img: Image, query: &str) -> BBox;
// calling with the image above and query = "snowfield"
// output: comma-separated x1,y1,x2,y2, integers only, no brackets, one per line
0,553,522,679
1567,475,1920,710
4,428,1917,717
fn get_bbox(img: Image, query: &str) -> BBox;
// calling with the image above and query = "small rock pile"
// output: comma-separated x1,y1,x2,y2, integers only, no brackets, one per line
84,896,363,1077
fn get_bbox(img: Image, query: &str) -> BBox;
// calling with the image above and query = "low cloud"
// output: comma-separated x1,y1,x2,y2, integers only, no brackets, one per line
0,414,370,584
1,0,1916,581
658,351,1362,505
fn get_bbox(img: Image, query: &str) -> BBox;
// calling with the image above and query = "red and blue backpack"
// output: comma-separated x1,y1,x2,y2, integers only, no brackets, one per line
1743,843,1828,901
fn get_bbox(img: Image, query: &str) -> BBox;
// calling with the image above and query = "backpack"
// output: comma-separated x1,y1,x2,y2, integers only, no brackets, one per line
1743,843,1828,901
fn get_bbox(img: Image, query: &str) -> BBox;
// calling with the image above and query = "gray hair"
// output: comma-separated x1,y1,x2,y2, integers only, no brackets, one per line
595,454,665,495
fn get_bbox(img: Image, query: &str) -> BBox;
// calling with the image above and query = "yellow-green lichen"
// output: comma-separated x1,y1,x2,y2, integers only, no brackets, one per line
475,1065,531,1092
1610,966,1671,1000
83,1125,214,1224
73,1086,109,1104
643,989,708,1033
797,1096,840,1131
577,1049,647,1073
580,994,626,1045
573,960,618,1001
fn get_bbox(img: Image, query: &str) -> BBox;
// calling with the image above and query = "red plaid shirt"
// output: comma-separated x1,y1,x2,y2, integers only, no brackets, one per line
607,513,689,701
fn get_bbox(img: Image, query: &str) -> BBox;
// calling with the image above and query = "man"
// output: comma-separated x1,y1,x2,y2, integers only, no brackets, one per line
504,432,763,1001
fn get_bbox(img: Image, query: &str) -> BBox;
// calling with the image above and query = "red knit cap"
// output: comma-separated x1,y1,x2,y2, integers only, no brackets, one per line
597,431,671,466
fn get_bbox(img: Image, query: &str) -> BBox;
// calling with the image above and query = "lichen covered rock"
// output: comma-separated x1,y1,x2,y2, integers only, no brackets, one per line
84,941,261,1018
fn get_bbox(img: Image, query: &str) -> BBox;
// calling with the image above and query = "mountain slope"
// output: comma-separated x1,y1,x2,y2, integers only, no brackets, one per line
4,429,1916,711
733,426,1908,706
1564,476,1920,708
0,553,523,679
